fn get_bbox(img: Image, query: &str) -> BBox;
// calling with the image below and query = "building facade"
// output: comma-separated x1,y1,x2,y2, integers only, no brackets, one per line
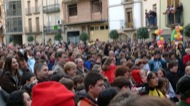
142,0,159,40
0,0,5,43
22,0,63,44
109,0,143,41
4,0,22,45
159,0,190,41
62,0,109,44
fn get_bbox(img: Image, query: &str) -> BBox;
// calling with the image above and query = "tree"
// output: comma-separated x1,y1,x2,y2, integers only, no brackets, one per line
27,35,34,42
184,24,190,38
54,32,63,42
136,27,149,39
79,32,88,42
109,30,119,42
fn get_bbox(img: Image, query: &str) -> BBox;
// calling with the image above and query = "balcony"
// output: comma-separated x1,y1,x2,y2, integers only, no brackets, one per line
43,4,60,14
145,17,158,29
63,0,79,3
44,26,59,34
165,13,184,27
25,26,42,34
25,8,32,16
121,0,133,4
32,6,40,14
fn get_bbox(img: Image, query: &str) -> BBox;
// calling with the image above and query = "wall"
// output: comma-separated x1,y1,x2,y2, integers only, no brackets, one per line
108,0,124,30
133,1,142,28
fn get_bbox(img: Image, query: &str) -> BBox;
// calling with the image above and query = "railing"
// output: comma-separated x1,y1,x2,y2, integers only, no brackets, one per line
63,0,78,3
165,12,184,27
32,6,40,14
145,17,158,29
43,4,60,13
44,26,58,34
25,8,32,15
25,26,42,34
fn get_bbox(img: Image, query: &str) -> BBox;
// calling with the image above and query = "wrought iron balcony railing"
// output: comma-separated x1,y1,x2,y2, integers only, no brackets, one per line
43,4,60,14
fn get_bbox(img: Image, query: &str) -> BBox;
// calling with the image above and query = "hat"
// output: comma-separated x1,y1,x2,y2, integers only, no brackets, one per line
32,81,75,106
176,75,190,95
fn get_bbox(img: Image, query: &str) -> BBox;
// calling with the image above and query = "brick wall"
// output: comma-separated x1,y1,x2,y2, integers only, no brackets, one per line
63,0,108,24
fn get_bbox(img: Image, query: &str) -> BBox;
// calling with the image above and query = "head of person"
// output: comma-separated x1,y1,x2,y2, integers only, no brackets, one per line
168,61,178,73
56,50,68,65
84,72,105,99
135,59,145,68
102,57,114,70
109,95,175,106
109,51,115,58
3,55,19,75
169,51,176,60
75,58,84,69
147,72,158,87
64,62,77,77
157,68,166,78
7,90,31,106
115,66,130,79
140,69,147,83
176,75,190,101
185,48,190,55
59,77,74,91
91,64,103,75
21,72,37,85
98,87,118,106
154,49,161,59
72,75,84,89
34,60,49,81
18,58,29,71
48,52,55,61
157,78,169,96
112,76,131,92
185,66,190,75
32,81,75,106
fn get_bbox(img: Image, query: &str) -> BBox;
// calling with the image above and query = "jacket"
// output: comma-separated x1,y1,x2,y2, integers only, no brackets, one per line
103,64,116,84
77,93,97,106
0,71,20,94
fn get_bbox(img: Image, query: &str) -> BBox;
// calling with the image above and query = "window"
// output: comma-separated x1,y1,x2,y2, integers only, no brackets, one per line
36,17,39,32
167,0,179,8
90,27,94,31
91,0,102,13
95,26,99,30
68,4,77,16
100,26,105,30
125,8,133,27
28,18,32,32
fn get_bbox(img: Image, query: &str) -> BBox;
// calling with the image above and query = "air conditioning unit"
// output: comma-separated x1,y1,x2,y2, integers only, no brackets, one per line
56,20,62,25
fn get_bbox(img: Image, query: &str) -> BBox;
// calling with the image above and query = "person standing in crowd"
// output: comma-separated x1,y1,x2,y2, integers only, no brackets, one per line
63,61,77,78
7,90,31,106
166,61,182,92
102,57,116,84
185,66,190,75
183,48,190,66
78,72,105,106
149,49,166,72
176,75,190,106
53,50,68,75
34,60,49,83
76,58,88,77
146,72,164,98
0,55,20,94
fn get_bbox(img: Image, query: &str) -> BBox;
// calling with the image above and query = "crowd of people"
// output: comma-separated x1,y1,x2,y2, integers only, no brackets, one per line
0,39,190,106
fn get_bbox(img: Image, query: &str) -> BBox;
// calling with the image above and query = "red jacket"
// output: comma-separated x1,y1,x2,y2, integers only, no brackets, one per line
183,54,190,66
103,64,116,84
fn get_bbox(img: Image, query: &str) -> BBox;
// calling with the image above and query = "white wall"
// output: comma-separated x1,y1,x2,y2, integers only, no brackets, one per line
108,0,124,30
133,2,142,28
109,6,125,30
109,0,122,6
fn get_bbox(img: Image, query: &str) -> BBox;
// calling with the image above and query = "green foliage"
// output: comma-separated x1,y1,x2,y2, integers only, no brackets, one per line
79,32,88,42
184,24,190,38
27,35,34,42
109,30,119,40
54,32,63,41
136,27,149,39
